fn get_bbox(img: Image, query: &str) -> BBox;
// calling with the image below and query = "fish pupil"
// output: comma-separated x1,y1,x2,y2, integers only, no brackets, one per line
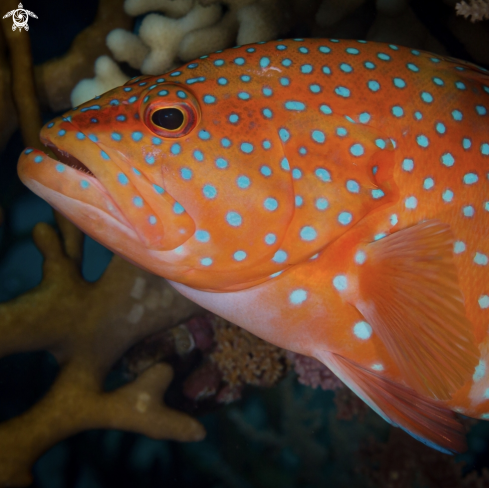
152,108,184,130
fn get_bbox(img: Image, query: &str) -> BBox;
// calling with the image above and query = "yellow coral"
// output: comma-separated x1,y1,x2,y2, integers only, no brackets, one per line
210,318,287,388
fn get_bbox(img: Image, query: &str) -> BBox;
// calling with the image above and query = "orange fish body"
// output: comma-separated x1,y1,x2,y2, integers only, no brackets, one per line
18,39,489,453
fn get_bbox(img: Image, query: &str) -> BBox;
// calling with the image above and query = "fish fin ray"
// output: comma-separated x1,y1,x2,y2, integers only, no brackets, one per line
354,219,479,400
322,352,467,454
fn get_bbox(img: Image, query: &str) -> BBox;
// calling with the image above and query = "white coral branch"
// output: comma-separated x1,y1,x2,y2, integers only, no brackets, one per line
124,0,195,18
138,3,222,74
107,28,150,70
71,55,129,107
456,0,489,22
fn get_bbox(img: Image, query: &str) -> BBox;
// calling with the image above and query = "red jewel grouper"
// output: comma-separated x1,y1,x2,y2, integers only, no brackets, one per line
17,38,489,454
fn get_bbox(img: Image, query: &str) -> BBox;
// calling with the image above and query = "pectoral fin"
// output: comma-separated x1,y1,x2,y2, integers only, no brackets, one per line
353,220,479,400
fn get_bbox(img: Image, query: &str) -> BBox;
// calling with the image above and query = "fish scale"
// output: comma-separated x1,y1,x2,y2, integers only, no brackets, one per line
17,38,489,454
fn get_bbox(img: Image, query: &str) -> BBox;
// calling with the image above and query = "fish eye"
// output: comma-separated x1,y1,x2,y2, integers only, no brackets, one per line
142,94,200,138
151,107,185,131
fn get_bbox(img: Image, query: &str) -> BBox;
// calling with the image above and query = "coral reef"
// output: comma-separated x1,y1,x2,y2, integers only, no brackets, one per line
210,319,288,389
70,55,130,108
72,0,293,105
34,0,132,113
0,0,131,152
0,13,205,486
107,3,222,73
456,0,489,22
227,375,330,487
0,28,18,151
2,0,489,486
286,351,369,421
358,427,489,488
122,314,289,405
286,351,344,391
0,219,207,487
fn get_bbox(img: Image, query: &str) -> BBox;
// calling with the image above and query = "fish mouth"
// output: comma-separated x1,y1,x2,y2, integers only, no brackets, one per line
43,139,96,177
18,135,138,244
19,130,177,253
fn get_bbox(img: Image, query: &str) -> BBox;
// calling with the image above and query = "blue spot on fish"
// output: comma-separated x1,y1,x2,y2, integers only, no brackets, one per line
237,175,250,188
285,101,305,111
118,173,129,185
272,250,287,263
315,168,331,182
333,275,348,291
195,230,210,242
312,130,325,143
133,196,144,207
350,143,364,156
241,142,253,153
338,212,352,225
279,128,290,142
234,250,247,261
265,233,276,244
335,86,351,97
300,226,317,241
289,289,307,305
226,211,242,226
173,202,185,214
203,184,217,199
264,197,278,211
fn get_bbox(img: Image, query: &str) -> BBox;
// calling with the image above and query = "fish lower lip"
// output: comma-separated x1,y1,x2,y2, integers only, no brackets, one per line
45,142,95,177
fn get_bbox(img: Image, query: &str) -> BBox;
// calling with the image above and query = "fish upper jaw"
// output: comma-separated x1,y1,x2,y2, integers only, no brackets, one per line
42,138,95,177
18,118,192,258
17,137,138,249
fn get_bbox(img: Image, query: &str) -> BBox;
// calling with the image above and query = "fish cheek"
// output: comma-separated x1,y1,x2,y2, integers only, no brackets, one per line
159,144,295,275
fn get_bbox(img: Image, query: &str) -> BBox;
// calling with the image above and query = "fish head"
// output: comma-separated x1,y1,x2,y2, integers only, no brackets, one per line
17,72,295,287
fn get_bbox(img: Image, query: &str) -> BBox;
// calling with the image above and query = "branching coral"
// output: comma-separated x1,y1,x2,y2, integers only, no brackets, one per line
0,28,17,151
1,1,42,151
456,0,489,22
0,0,131,153
34,0,132,113
107,3,222,74
71,55,130,107
72,0,292,105
0,222,206,487
0,16,206,486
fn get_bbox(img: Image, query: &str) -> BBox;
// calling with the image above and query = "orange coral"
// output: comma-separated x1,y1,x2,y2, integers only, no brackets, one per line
210,318,288,389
